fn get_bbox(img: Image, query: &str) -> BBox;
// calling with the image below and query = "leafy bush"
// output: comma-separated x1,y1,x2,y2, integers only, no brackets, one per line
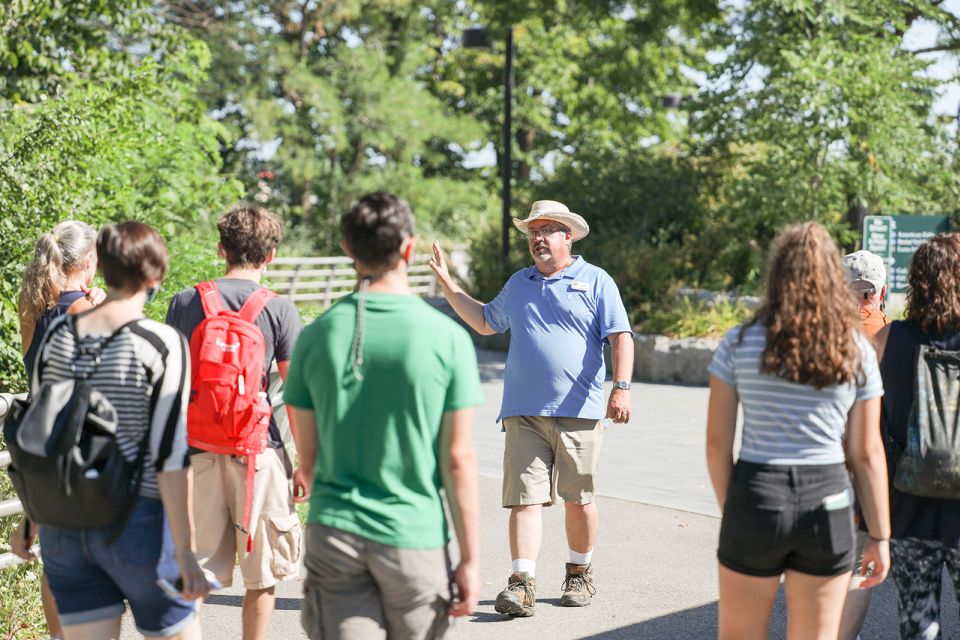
462,219,532,302
0,42,242,394
0,40,240,639
637,298,754,339
0,472,45,638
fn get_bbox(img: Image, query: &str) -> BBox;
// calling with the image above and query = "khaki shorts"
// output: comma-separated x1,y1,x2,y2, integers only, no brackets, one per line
191,448,303,590
301,524,451,640
502,415,604,508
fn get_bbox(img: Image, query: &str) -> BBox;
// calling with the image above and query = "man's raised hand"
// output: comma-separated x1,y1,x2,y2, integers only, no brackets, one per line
429,241,451,287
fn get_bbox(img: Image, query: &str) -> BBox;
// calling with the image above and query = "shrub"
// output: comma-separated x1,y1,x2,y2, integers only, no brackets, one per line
637,298,754,338
0,43,242,395
0,42,240,640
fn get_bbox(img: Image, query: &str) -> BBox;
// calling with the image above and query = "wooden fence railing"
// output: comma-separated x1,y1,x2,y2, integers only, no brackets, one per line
264,255,438,306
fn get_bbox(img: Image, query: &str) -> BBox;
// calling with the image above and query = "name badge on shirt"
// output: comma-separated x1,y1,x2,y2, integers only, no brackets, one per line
571,281,589,292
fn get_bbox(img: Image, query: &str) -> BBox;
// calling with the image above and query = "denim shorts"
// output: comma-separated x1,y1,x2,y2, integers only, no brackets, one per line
39,498,197,637
717,460,855,577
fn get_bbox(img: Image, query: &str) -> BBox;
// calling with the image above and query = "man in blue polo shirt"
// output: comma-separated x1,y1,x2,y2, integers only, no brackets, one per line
430,200,634,617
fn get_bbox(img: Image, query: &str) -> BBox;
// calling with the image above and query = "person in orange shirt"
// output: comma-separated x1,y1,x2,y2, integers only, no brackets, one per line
842,250,889,340
838,248,889,640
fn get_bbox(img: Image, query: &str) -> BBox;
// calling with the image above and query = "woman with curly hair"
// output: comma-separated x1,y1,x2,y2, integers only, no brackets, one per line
706,222,890,639
873,232,960,640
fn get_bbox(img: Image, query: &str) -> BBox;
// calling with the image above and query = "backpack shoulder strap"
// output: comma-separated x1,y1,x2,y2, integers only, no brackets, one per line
195,281,224,318
237,288,278,324
34,315,73,388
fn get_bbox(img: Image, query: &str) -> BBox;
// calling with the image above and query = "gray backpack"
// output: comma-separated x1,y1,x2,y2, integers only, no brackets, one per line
892,323,960,499
3,317,148,535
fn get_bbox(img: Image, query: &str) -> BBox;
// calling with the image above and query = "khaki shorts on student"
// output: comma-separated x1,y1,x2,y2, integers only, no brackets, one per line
301,524,451,640
191,448,303,590
502,415,604,508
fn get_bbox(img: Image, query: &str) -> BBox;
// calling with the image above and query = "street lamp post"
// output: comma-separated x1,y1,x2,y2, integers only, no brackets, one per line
463,26,514,266
501,27,513,265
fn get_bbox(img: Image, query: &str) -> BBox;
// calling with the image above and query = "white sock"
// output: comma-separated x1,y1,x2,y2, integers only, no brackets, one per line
512,558,536,576
569,549,593,565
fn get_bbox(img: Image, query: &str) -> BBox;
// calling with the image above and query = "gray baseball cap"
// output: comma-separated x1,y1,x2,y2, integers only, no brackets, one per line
842,250,886,292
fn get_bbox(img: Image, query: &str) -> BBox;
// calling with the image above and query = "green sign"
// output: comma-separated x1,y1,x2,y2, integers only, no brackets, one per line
862,215,951,293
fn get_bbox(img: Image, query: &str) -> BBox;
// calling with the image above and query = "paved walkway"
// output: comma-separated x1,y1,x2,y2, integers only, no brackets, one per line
120,349,958,638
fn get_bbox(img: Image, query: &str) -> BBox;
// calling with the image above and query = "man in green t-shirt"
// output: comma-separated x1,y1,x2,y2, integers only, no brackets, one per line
284,192,483,639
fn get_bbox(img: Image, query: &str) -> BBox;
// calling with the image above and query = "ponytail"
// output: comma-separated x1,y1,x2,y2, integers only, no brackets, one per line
17,220,97,326
18,234,64,325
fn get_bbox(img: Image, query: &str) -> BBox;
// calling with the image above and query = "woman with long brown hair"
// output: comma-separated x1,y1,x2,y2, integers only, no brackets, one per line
873,232,960,640
706,222,890,639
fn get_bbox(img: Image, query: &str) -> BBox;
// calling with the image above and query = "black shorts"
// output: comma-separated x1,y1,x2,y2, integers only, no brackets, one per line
718,460,855,577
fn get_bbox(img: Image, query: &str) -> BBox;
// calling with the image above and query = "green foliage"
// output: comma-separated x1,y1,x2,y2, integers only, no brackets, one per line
0,32,239,639
0,42,242,394
0,0,183,103
692,0,960,288
456,0,721,162
165,0,496,253
297,305,327,325
463,220,533,302
539,148,708,312
160,0,720,253
637,298,753,338
0,471,44,638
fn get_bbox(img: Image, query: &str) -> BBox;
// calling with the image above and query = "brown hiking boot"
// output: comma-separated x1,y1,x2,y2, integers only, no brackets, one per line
494,571,536,617
559,563,596,607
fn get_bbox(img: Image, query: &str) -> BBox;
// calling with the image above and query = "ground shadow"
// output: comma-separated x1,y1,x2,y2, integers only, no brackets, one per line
577,601,719,639
205,594,302,611
574,575,954,639
468,600,521,624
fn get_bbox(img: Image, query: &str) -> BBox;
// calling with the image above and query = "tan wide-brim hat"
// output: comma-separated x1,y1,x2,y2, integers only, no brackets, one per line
512,200,589,241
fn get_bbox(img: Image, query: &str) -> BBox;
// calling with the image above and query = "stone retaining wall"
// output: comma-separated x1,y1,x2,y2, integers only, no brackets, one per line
631,334,720,386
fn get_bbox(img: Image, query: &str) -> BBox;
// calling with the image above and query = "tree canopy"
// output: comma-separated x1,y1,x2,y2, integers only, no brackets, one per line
2,0,960,395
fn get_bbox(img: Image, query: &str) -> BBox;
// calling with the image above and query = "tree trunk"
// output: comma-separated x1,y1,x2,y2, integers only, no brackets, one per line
301,177,313,225
846,193,868,249
517,127,536,180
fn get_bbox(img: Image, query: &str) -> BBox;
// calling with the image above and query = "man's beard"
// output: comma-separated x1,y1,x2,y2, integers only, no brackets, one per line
533,243,551,261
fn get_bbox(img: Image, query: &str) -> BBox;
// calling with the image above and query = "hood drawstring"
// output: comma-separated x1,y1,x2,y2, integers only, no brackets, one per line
351,277,372,381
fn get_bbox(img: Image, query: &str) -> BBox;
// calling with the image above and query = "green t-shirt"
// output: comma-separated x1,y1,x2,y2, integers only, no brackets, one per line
283,292,483,548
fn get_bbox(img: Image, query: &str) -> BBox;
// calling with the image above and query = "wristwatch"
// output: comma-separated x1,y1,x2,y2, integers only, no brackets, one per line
613,380,631,391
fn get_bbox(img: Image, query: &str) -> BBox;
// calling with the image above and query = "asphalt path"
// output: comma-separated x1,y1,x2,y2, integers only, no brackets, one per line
117,348,958,639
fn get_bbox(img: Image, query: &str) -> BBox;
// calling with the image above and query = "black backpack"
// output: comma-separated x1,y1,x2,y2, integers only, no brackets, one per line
892,323,960,499
3,317,149,533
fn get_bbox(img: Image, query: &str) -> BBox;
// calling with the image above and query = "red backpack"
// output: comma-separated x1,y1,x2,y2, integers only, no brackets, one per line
186,280,277,550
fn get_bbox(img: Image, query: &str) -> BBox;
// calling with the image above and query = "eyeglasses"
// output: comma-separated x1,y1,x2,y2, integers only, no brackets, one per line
524,226,567,240
850,282,877,297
